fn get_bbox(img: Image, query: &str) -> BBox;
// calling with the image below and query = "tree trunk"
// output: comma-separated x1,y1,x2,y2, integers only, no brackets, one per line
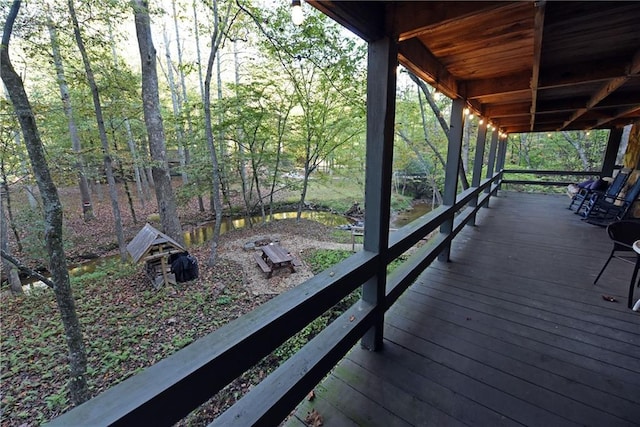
133,0,184,246
269,112,288,219
172,0,194,191
125,119,147,208
109,23,148,209
409,72,470,189
110,131,138,224
217,50,233,214
204,21,224,266
1,0,88,403
47,14,94,222
233,41,252,221
4,88,38,210
162,28,188,186
561,131,590,170
1,159,23,252
68,0,127,261
397,129,443,205
201,0,232,266
1,175,22,294
192,0,206,213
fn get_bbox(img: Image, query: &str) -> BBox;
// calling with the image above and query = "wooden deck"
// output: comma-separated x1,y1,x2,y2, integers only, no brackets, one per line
288,192,640,427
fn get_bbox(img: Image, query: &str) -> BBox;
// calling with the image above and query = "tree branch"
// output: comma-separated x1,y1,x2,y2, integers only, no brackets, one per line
0,249,55,289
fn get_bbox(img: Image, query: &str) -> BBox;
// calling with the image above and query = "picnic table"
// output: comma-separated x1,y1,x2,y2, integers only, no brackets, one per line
253,244,296,278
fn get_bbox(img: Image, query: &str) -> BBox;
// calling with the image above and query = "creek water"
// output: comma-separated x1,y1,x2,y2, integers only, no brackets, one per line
21,211,350,288
21,204,433,289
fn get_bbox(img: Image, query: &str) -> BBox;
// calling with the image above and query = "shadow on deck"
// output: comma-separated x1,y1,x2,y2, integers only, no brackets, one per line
289,192,640,426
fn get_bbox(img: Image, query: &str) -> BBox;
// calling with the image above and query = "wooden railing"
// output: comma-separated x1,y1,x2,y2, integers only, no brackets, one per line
502,169,604,187
47,173,503,427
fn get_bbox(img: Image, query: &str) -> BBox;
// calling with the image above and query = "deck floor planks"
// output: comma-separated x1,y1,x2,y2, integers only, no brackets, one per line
406,279,640,357
395,288,640,387
288,192,640,426
424,265,638,330
331,358,466,426
386,305,640,418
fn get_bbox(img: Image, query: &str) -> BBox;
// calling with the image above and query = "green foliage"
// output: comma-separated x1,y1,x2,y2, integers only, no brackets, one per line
271,248,360,362
306,249,352,274
13,208,74,262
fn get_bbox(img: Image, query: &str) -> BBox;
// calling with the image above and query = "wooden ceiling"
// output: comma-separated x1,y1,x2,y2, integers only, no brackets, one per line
307,1,640,134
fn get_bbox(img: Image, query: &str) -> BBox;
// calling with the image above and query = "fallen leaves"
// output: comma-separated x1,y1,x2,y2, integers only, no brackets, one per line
602,295,617,302
305,408,323,426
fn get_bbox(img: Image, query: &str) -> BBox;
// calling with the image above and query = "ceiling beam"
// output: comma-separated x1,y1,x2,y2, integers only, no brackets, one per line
539,60,629,89
465,73,531,99
483,102,532,118
560,47,640,130
587,105,640,130
530,1,545,131
398,38,458,99
393,2,510,41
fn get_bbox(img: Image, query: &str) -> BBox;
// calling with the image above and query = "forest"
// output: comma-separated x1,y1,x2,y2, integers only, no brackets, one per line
0,0,612,425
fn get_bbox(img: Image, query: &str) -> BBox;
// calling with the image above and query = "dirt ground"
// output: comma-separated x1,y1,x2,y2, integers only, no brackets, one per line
218,220,351,295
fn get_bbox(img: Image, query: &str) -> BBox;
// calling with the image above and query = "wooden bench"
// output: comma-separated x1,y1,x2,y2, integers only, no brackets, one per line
253,252,273,277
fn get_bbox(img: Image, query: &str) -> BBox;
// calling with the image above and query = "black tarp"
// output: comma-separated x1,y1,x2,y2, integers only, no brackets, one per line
169,252,199,283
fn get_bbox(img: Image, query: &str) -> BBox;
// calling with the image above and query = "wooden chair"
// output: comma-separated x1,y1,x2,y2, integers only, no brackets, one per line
582,176,640,226
569,169,629,213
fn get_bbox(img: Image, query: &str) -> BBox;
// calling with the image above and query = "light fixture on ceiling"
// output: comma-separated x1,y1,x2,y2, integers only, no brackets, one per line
291,0,304,26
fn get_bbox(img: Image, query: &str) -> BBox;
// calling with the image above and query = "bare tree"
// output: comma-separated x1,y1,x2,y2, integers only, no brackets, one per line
132,0,184,245
68,0,127,261
1,0,88,404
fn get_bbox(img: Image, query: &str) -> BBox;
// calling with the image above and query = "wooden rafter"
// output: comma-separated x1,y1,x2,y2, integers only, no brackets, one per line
530,1,545,131
561,48,640,130
308,1,640,133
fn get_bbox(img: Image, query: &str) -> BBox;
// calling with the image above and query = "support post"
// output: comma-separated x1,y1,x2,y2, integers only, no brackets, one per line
469,120,488,225
496,136,508,191
601,127,623,178
360,37,397,351
438,98,465,263
484,130,499,204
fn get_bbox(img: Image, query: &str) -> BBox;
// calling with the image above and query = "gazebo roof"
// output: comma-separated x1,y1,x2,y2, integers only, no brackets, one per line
126,223,185,263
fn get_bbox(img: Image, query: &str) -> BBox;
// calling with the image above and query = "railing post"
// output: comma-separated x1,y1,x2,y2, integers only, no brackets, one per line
601,127,623,178
360,36,396,351
484,130,499,202
469,120,488,225
438,97,465,263
496,136,508,191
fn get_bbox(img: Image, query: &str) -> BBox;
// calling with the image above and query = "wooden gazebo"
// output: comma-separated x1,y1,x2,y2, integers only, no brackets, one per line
126,223,186,289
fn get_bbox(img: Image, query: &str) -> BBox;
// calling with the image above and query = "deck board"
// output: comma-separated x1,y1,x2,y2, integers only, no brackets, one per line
288,192,640,426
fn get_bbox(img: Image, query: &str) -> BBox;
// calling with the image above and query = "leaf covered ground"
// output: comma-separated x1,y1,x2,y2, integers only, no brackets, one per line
0,184,355,426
